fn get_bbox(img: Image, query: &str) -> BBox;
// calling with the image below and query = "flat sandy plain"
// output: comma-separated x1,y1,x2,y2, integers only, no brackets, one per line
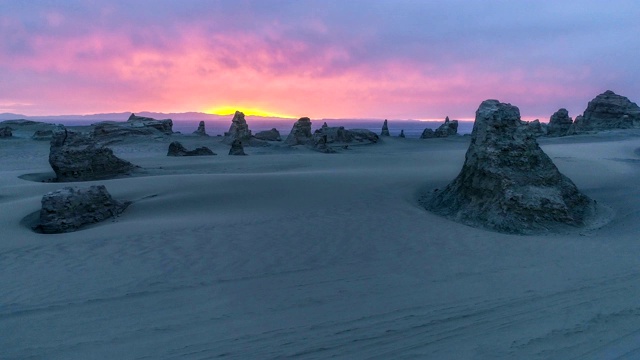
2,129,640,359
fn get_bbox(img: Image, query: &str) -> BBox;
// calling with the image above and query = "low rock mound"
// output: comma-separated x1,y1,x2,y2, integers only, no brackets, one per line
36,185,129,234
423,99,597,234
32,130,54,141
0,126,12,138
254,128,281,141
127,113,173,134
434,117,459,137
420,128,435,139
167,141,215,156
49,128,137,181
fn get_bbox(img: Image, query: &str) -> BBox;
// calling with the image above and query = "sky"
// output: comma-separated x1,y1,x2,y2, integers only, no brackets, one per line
1,0,639,121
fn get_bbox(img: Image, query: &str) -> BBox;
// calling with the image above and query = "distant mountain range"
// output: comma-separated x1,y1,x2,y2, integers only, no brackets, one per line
0,111,295,122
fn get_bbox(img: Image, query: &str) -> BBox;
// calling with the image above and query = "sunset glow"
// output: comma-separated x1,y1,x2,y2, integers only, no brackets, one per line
1,1,638,120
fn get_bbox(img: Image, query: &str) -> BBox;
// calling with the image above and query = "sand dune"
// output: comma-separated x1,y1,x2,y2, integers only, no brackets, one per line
2,131,640,359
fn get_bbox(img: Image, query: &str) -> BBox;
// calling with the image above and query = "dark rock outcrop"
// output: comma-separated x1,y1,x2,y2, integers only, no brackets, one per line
526,119,547,137
313,125,352,143
0,126,12,138
399,130,405,138
570,90,640,133
37,185,129,234
229,139,247,155
192,121,208,136
420,128,435,139
423,99,596,234
380,119,390,136
127,113,173,134
254,128,281,141
32,130,54,141
167,141,215,156
223,111,252,143
285,117,313,145
49,128,137,182
312,134,336,153
92,121,161,142
434,117,459,137
547,108,573,137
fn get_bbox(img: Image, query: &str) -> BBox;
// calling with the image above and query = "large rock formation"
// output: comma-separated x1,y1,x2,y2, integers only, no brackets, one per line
192,121,208,136
92,121,161,142
434,117,459,137
167,141,215,156
285,117,314,145
547,108,573,137
423,100,597,234
570,90,640,133
223,111,252,143
0,126,12,138
49,128,137,181
254,128,281,141
380,119,390,136
229,139,247,155
127,113,173,134
37,185,129,234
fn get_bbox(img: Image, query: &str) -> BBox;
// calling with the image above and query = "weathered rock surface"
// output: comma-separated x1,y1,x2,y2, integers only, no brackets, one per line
285,117,314,145
229,139,247,155
570,90,640,133
254,128,281,141
526,119,547,137
223,111,252,143
313,125,353,143
0,126,12,137
37,185,129,234
423,99,596,234
49,128,137,181
312,134,337,153
420,128,435,139
92,121,166,143
434,117,459,137
380,119,390,136
127,113,173,134
192,121,208,136
167,141,215,156
32,130,54,141
547,108,573,137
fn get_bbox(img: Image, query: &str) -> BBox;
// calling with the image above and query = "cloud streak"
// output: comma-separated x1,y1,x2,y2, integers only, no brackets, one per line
0,0,638,120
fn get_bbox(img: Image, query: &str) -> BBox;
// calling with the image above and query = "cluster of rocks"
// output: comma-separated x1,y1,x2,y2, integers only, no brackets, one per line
36,185,129,234
167,141,215,156
284,117,378,152
49,127,137,182
421,117,459,139
536,90,640,138
423,100,597,234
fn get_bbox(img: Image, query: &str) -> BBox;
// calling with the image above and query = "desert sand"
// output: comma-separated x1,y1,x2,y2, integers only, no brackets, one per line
2,128,640,359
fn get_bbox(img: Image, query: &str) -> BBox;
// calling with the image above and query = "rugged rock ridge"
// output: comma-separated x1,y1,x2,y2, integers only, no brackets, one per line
167,141,215,156
570,90,640,133
37,185,128,233
423,100,597,234
49,127,137,181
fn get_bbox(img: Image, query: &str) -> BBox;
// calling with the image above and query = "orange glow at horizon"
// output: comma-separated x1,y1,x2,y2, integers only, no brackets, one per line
204,106,298,119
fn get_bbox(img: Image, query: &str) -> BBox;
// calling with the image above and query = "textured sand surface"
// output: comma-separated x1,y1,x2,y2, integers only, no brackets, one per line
1,131,640,359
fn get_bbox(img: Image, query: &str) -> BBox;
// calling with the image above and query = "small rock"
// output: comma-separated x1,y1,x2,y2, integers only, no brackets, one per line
167,141,215,156
229,139,247,155
254,128,282,141
192,121,209,136
380,119,390,136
